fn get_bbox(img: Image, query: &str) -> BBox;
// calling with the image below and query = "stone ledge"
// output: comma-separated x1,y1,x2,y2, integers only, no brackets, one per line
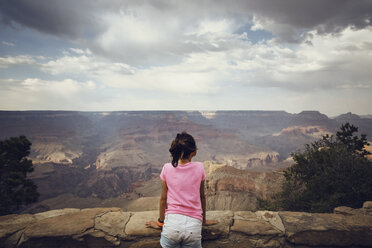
0,202,371,248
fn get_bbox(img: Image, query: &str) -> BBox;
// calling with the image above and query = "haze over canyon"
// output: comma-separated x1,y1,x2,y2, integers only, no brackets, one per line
0,110,371,213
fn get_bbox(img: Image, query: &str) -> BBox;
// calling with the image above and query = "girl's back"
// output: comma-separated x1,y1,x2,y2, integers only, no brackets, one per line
160,161,205,221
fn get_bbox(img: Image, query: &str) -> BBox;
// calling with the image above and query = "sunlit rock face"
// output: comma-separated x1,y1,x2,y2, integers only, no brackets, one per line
273,125,331,138
213,152,280,169
1,202,371,248
204,162,284,211
31,141,82,164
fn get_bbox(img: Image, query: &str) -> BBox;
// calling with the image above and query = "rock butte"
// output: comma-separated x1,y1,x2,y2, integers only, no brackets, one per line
1,202,371,248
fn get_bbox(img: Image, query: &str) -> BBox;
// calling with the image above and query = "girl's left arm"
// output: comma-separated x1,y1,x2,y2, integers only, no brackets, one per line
145,180,167,229
159,180,168,221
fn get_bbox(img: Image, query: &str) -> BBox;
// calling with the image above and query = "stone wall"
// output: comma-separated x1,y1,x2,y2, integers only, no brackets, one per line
1,202,371,248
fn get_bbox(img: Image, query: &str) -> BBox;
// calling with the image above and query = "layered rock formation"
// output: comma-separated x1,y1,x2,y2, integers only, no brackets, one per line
204,162,283,211
212,152,280,170
23,161,283,213
1,202,371,248
3,110,370,170
2,111,372,215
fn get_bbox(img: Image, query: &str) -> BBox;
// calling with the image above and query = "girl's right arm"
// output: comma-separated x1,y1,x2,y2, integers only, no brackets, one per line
200,180,206,224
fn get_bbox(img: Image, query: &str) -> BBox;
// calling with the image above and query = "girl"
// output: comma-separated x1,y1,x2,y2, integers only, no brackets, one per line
146,131,217,247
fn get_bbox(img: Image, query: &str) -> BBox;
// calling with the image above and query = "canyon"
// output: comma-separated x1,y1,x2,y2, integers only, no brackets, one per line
0,110,371,213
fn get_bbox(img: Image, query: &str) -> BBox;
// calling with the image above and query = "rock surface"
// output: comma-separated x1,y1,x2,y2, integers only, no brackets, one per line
125,211,161,237
1,203,372,248
95,210,130,238
279,211,372,247
204,162,283,211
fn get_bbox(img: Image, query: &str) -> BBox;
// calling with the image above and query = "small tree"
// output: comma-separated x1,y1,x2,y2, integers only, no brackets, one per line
0,135,39,215
257,123,372,212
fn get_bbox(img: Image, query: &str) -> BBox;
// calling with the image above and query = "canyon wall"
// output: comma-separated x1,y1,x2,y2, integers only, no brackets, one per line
1,202,371,248
204,162,283,211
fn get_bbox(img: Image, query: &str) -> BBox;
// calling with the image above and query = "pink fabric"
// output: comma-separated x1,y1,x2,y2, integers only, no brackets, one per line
160,161,206,221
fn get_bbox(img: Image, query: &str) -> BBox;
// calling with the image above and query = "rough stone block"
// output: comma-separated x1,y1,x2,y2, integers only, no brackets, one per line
95,210,130,238
23,208,115,238
0,214,35,238
231,211,282,236
255,211,285,233
333,206,363,216
2,229,24,248
279,211,372,247
125,211,161,237
203,211,233,240
363,201,372,215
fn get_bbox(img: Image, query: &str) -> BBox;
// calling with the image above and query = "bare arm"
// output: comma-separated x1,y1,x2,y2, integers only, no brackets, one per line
159,180,168,221
145,180,167,229
200,180,206,223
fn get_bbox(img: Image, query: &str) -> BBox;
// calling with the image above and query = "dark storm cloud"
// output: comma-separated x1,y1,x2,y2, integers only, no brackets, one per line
0,0,171,38
0,0,102,38
240,0,372,42
1,0,371,42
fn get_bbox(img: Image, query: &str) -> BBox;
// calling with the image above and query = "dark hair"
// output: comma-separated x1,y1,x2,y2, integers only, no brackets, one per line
169,131,197,167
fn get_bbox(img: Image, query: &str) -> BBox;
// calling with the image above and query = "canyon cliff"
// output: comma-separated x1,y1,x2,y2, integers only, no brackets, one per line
1,111,371,213
22,161,284,213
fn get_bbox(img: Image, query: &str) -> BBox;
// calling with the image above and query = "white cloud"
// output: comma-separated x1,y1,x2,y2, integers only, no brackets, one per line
2,41,15,47
40,53,219,94
21,78,96,95
69,48,91,55
196,19,235,35
33,25,372,97
0,78,100,110
0,55,36,68
92,5,250,66
41,53,134,76
227,27,372,91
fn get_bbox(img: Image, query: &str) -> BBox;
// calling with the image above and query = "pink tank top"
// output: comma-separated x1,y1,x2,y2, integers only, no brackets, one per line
160,161,206,221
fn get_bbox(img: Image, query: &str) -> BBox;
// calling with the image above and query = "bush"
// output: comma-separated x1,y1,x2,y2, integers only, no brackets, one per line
257,123,372,212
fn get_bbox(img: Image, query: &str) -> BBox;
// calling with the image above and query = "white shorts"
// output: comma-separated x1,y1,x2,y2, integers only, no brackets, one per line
161,213,202,248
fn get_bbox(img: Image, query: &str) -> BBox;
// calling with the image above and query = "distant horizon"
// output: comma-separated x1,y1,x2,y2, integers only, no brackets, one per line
0,109,370,118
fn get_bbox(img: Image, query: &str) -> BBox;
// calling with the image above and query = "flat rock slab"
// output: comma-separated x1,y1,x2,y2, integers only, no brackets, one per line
125,211,161,237
334,206,366,216
34,208,80,221
279,211,372,247
203,211,234,240
24,208,117,239
231,211,282,236
95,210,130,238
0,214,35,238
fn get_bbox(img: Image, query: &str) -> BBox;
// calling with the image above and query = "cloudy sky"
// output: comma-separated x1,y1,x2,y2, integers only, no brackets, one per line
1,0,372,116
